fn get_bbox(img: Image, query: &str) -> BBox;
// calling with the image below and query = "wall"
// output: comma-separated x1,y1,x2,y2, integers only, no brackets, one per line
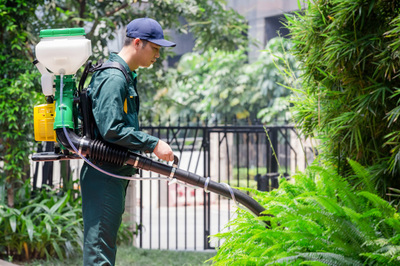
227,0,304,62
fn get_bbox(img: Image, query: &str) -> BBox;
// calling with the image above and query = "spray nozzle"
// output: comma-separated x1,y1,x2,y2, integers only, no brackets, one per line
33,59,55,97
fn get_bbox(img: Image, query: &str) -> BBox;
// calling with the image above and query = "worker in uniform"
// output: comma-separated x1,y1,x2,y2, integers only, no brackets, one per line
80,17,176,265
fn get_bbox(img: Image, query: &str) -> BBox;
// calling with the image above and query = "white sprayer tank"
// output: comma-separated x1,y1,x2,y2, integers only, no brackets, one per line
35,28,92,76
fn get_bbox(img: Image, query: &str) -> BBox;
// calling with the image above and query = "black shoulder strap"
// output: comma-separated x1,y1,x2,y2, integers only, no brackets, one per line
78,60,132,93
91,62,132,84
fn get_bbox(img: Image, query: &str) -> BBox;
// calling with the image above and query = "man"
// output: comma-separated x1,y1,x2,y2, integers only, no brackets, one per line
80,18,176,265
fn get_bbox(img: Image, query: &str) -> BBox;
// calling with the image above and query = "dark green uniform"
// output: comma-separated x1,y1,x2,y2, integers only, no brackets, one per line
80,53,158,265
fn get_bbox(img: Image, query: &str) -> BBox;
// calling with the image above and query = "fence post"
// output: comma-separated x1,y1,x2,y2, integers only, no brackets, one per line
255,173,279,191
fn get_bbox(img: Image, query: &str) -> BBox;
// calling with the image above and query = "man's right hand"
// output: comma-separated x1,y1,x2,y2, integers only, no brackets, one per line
153,139,174,162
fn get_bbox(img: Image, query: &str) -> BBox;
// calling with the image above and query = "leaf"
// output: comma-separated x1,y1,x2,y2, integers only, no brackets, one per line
297,0,303,11
25,217,34,242
358,191,395,216
9,215,17,233
347,159,375,193
270,252,363,266
49,193,68,214
299,261,327,266
52,240,64,260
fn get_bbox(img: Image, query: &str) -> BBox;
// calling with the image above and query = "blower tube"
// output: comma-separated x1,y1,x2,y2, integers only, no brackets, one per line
56,75,266,218
57,127,266,217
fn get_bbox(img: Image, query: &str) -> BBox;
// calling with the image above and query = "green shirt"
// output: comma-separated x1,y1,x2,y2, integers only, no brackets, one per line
88,53,159,174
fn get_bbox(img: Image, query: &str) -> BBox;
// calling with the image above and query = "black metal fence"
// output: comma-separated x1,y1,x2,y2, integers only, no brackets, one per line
30,118,313,251
136,117,312,250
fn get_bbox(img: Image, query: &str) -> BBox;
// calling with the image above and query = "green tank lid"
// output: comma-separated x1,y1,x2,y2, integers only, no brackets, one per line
39,28,86,38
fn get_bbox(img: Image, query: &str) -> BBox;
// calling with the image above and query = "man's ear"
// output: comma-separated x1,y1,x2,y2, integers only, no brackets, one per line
133,38,141,47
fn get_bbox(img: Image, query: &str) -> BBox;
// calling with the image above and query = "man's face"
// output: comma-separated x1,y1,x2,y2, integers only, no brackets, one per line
138,40,161,68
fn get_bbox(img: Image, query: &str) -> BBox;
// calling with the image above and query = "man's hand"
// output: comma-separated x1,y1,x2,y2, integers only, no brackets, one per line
153,140,174,162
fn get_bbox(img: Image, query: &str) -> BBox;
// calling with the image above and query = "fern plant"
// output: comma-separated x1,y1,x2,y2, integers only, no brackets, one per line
210,160,400,265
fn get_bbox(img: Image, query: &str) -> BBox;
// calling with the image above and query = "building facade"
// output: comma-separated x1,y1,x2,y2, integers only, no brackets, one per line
227,0,303,61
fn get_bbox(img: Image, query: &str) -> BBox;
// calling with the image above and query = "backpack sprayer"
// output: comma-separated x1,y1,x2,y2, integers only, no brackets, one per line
31,28,266,218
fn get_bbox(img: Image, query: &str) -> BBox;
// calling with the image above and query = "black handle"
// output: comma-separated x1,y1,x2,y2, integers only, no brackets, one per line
173,154,179,165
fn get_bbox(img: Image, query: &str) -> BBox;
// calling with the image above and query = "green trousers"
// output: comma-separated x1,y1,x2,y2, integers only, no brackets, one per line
80,162,130,266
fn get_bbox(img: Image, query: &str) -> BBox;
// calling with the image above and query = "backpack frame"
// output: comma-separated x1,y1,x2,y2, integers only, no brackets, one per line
78,60,131,140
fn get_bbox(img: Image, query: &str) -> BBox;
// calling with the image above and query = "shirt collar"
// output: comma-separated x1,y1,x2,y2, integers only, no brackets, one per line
109,53,137,80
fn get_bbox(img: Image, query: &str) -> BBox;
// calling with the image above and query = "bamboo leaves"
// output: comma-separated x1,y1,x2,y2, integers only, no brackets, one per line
287,0,400,197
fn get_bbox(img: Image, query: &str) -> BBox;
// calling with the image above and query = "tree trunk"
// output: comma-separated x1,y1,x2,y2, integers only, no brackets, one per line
7,183,14,207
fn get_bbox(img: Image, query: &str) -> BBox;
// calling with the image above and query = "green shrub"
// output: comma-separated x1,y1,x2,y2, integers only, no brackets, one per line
156,37,296,123
0,182,83,262
285,0,400,197
0,180,135,263
0,0,43,208
210,160,400,265
0,181,135,263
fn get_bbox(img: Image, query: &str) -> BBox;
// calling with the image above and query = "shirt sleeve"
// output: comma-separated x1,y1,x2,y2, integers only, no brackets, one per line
90,71,159,153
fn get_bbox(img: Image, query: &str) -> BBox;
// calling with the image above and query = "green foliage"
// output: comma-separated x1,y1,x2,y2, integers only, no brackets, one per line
0,0,43,58
161,48,250,121
154,37,297,122
255,38,300,123
0,67,41,181
0,181,134,262
210,159,400,265
285,0,400,197
0,0,43,207
0,181,83,261
145,0,249,52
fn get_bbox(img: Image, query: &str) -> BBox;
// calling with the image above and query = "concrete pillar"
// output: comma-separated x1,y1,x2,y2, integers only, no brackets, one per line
124,180,137,245
290,130,316,174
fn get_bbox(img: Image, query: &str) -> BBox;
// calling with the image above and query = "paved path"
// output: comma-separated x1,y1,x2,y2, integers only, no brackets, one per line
0,260,19,266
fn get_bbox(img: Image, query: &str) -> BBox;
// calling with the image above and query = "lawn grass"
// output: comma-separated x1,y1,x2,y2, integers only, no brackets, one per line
18,245,216,266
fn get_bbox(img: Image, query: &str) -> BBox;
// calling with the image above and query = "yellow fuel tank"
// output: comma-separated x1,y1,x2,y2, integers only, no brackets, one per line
34,103,56,142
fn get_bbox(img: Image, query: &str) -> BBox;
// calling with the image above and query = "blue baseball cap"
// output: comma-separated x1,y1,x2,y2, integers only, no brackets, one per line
126,18,176,47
